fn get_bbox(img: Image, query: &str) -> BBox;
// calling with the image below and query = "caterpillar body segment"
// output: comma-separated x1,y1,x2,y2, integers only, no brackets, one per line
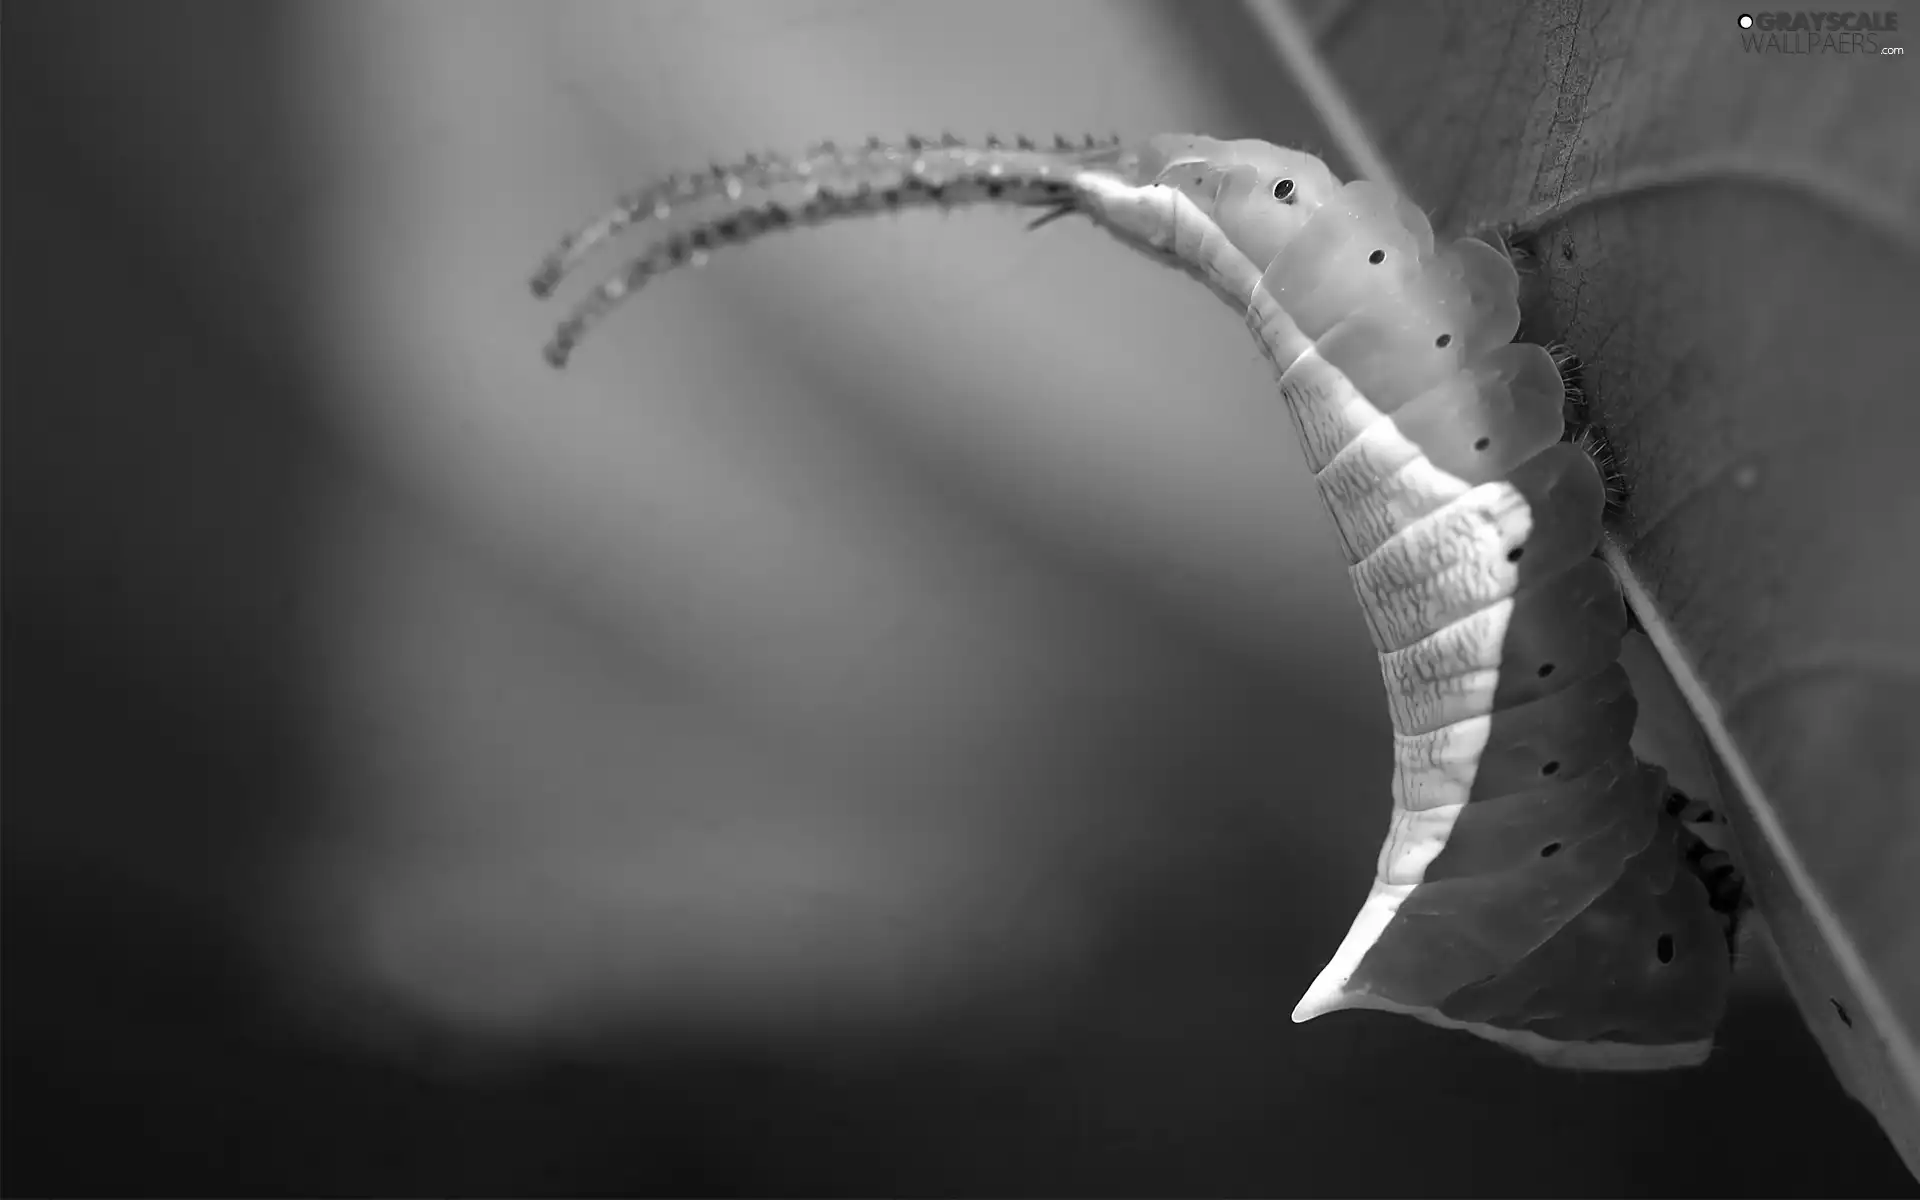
1377,556,1627,738
1347,442,1608,655
528,132,1740,1068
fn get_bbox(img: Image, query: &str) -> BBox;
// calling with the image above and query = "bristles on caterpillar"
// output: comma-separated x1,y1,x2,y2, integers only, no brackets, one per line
1492,238,1631,519
531,133,1127,367
1546,345,1630,517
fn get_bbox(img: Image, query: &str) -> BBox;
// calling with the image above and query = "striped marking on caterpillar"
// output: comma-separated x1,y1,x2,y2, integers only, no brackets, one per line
531,132,1748,1071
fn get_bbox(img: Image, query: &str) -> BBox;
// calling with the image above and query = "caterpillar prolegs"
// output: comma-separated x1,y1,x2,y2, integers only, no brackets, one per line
530,132,1748,1070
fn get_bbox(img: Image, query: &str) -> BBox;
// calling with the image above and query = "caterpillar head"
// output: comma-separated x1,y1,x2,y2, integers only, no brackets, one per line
1136,135,1342,270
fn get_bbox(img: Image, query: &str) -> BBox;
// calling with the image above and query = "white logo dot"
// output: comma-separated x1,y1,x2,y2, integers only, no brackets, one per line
1738,13,1753,28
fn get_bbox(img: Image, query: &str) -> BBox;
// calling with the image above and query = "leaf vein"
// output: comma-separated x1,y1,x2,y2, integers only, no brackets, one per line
1470,157,1920,261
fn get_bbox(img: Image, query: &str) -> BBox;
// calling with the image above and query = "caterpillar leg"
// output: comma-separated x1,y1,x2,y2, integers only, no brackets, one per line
1665,785,1752,955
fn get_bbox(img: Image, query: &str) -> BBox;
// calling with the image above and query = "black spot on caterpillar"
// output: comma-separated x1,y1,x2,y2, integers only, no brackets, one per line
529,133,1745,1071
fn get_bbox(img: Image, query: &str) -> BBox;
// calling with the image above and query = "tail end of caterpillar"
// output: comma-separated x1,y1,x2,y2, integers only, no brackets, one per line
1290,874,1717,1071
1292,801,1732,1072
1291,880,1408,1024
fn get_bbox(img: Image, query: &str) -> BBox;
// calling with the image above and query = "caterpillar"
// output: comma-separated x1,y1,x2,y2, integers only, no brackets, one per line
529,132,1749,1070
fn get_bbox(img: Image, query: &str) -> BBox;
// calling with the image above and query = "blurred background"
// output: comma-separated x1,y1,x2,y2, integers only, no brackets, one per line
5,1,1913,1194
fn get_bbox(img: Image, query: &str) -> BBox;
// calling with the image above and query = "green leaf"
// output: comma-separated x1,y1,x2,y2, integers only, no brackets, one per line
1253,0,1920,1172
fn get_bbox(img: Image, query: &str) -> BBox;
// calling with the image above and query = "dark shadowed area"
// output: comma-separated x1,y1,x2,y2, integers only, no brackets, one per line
5,1,1913,1195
